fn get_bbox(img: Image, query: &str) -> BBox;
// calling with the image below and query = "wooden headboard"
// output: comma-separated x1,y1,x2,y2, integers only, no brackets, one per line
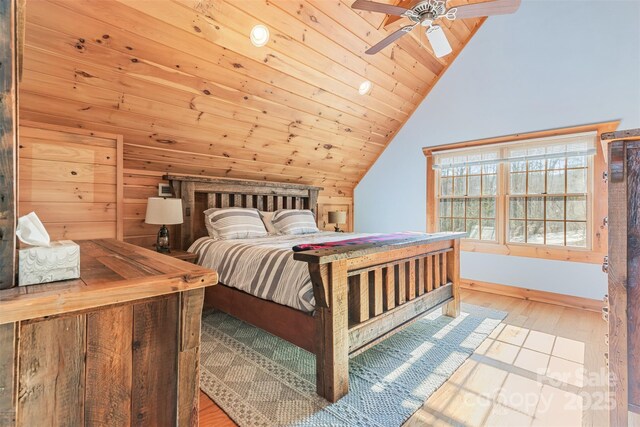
165,175,323,250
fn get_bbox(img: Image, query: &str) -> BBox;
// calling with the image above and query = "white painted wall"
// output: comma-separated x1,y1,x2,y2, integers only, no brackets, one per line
355,0,640,300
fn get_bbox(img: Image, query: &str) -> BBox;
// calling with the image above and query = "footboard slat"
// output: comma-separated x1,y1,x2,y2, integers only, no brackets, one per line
370,270,383,316
383,267,395,311
417,259,425,296
441,253,447,285
407,260,416,301
348,273,369,323
426,256,434,292
397,263,406,305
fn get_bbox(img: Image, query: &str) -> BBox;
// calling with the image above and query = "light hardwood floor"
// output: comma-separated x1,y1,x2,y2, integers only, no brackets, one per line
199,289,608,426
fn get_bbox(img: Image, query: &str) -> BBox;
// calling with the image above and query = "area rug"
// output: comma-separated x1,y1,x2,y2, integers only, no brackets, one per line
200,303,506,427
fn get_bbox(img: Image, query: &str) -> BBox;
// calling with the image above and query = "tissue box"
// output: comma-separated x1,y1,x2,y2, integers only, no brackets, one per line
19,240,80,286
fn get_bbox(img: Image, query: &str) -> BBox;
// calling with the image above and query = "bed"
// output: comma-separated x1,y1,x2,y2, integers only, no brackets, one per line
167,175,463,402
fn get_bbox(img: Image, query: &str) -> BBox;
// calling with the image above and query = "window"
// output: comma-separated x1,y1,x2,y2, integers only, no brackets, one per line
506,144,589,248
436,150,499,241
424,124,615,263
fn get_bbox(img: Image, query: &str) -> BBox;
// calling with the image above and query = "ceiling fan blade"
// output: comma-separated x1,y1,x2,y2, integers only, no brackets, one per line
451,0,521,19
352,0,414,17
365,25,415,55
425,25,452,58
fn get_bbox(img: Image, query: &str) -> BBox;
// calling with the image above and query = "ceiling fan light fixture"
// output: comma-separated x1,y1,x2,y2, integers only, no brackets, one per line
358,80,373,95
250,24,270,47
426,25,452,58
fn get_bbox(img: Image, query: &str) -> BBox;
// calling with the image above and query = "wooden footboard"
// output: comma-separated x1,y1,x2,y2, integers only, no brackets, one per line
294,234,462,402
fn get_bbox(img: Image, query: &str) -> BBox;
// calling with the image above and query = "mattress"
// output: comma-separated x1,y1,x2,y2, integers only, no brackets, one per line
188,232,373,312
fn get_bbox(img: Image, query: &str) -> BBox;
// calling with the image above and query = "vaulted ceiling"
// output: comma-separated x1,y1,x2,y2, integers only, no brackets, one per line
20,0,484,197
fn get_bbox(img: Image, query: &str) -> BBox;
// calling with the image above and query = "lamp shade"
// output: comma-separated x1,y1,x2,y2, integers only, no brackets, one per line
145,197,183,225
328,211,347,225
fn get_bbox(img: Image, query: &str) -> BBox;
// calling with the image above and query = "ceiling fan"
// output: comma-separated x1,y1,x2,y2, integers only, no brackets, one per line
352,0,521,57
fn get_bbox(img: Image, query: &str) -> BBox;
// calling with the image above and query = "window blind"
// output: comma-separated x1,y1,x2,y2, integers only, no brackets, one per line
432,131,597,170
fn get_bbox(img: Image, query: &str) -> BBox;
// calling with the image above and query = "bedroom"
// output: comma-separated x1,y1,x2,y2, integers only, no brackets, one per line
0,0,639,426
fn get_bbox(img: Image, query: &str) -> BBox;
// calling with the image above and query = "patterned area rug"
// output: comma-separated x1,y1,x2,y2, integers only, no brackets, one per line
200,303,506,427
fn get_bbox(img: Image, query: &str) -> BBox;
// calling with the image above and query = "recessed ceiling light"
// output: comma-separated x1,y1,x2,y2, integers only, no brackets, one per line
250,24,269,47
358,80,372,95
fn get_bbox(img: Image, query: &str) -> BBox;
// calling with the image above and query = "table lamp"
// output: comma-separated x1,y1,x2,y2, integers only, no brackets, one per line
328,211,347,232
145,197,183,253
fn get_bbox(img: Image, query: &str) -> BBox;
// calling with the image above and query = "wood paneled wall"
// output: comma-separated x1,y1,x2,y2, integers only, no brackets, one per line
18,121,123,241
18,0,484,213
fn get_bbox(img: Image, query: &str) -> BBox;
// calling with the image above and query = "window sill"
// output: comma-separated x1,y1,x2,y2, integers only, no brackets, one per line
460,240,605,264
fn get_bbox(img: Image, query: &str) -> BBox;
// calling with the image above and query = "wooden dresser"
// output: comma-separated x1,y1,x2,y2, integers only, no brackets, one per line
604,129,640,426
0,239,217,426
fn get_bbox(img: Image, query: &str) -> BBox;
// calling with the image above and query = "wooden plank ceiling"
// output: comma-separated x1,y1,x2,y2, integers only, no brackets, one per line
19,0,484,197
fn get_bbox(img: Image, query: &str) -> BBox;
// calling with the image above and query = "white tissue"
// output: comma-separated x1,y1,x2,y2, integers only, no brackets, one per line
16,212,51,247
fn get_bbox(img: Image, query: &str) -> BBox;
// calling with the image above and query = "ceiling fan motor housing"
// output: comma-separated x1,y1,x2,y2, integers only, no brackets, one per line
408,0,448,25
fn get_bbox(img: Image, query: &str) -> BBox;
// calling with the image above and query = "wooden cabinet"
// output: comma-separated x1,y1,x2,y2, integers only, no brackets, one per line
605,129,640,426
0,239,217,426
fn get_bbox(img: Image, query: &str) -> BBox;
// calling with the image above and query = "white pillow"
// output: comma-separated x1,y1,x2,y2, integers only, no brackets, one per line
259,211,278,234
204,208,219,239
271,209,319,235
204,207,268,239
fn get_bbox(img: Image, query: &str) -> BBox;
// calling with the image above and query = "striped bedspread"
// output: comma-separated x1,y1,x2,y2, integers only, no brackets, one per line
188,232,373,312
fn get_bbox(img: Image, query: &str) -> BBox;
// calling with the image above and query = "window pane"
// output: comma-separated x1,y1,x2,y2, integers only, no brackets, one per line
566,196,587,220
453,218,465,232
483,163,497,174
453,177,466,196
453,166,466,176
527,197,544,220
509,197,525,219
452,199,465,217
441,167,453,177
509,220,525,243
439,218,452,232
468,175,481,196
528,171,545,194
440,177,453,196
547,158,565,170
481,198,496,218
481,219,496,241
528,159,545,171
546,221,565,246
467,198,480,218
511,173,526,194
567,169,587,193
439,199,451,217
567,156,587,168
527,220,544,244
469,164,482,175
467,219,480,239
546,196,564,220
547,169,565,194
482,174,497,195
510,160,527,172
566,222,587,247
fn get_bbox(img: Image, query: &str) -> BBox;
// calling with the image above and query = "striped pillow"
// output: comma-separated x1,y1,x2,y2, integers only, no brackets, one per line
271,209,319,235
205,207,268,240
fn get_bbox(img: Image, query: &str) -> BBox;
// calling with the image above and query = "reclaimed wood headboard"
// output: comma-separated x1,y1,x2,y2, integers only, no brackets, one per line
165,175,323,250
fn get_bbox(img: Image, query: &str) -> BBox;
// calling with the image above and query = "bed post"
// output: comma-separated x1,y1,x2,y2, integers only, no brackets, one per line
443,239,460,317
309,260,349,402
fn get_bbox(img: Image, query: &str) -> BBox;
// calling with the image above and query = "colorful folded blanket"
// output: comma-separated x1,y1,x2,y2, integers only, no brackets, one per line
292,232,426,252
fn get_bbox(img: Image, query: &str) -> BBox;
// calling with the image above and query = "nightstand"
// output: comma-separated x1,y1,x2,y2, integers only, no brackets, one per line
161,249,198,264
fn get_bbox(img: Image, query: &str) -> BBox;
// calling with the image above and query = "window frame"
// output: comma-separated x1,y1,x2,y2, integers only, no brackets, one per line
424,122,618,264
